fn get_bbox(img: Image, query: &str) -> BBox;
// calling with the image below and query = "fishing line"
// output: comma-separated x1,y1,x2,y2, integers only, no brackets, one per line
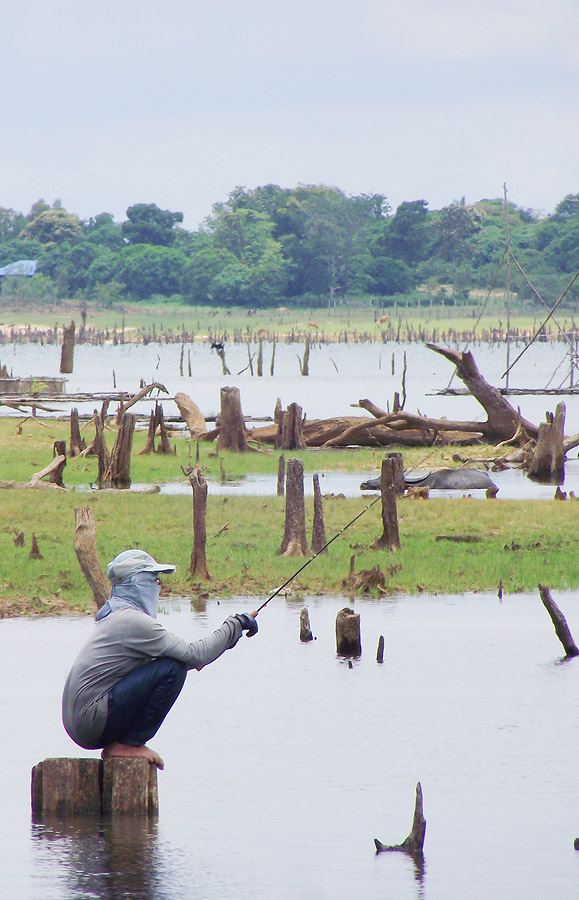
255,494,382,614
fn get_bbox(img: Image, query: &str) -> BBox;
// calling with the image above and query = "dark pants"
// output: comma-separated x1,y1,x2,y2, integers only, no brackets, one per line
99,657,187,748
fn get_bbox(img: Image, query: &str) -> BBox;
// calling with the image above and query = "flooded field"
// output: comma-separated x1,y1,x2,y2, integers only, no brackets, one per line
4,594,579,900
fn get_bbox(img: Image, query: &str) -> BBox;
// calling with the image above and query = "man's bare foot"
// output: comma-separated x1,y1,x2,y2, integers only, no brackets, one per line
101,742,165,770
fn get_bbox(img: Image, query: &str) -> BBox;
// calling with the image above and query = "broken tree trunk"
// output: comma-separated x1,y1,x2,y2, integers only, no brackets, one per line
49,440,67,487
189,466,211,580
538,584,579,658
300,607,314,642
311,473,327,553
276,401,306,450
426,343,538,441
74,506,110,609
278,458,308,556
277,453,285,496
60,321,75,374
69,407,86,456
336,607,361,656
375,782,426,856
29,454,67,487
373,457,401,550
174,391,207,439
217,386,251,452
528,402,565,482
140,407,158,454
109,413,135,488
93,411,111,488
154,402,175,454
385,451,405,495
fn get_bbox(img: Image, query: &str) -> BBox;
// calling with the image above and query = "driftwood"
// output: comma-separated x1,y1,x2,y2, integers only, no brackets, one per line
538,584,579,657
189,466,211,580
375,782,426,857
174,391,207,438
74,506,110,609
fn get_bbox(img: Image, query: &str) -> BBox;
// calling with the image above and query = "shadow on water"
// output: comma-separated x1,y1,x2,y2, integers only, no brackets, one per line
31,817,162,900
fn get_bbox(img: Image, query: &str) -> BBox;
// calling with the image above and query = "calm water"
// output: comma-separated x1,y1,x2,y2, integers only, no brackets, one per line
3,594,579,899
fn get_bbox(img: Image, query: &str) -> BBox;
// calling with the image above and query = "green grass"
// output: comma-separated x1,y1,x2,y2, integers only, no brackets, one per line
1,486,578,616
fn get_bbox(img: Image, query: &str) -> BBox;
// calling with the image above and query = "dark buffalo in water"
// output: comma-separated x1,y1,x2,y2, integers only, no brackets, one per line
360,468,498,492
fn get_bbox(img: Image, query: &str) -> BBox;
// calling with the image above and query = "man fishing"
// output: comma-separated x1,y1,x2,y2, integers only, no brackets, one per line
62,549,258,770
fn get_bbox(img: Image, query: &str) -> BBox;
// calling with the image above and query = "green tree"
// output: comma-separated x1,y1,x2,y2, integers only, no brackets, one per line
122,203,184,247
115,245,187,299
19,209,84,247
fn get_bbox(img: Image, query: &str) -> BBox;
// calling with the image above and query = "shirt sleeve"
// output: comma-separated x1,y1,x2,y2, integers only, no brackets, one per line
122,614,243,670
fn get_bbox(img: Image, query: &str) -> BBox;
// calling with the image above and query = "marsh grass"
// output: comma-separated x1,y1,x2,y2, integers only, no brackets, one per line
1,484,578,615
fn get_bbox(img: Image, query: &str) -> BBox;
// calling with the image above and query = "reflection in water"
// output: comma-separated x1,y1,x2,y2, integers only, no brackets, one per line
31,816,161,900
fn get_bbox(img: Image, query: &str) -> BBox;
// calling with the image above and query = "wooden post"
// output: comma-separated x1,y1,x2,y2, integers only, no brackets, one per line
300,335,311,375
278,458,308,556
373,457,401,550
31,758,158,818
277,454,285,496
60,321,75,374
377,635,385,663
528,402,566,482
217,386,250,452
270,337,276,376
385,451,405,495
538,584,579,657
102,759,159,815
374,782,426,856
74,506,110,609
109,413,135,488
300,607,314,642
189,466,211,580
311,473,327,553
336,607,361,656
257,339,263,377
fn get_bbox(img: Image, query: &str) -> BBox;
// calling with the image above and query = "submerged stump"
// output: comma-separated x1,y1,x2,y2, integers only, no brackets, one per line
375,781,426,856
336,607,361,656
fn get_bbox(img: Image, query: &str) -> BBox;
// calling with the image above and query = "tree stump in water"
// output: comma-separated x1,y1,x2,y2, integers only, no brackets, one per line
336,607,361,656
31,758,159,817
60,321,75,374
538,584,579,658
375,782,426,857
74,505,110,609
278,458,308,556
217,386,250,452
300,607,314,642
373,457,401,550
528,402,565,482
109,413,135,488
311,473,327,553
69,408,86,456
189,466,211,580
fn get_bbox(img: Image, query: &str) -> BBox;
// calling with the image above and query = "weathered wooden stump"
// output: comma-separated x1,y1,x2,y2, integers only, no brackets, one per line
538,584,579,658
31,758,159,818
217,386,250,452
336,607,361,656
278,458,308,556
29,534,43,559
189,466,211,580
174,392,207,439
109,413,135,488
386,451,405,495
311,473,327,553
529,402,566,482
277,453,285,496
375,781,426,856
300,607,314,642
276,402,306,450
70,408,86,456
373,457,401,551
377,635,385,663
60,321,75,374
49,440,67,486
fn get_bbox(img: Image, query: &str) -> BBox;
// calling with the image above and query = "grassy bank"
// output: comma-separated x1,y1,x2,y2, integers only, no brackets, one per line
1,485,577,617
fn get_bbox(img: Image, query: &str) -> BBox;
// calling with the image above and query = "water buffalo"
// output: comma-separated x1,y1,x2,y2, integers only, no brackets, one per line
360,468,498,492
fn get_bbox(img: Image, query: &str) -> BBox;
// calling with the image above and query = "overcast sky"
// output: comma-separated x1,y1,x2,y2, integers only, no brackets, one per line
2,0,577,229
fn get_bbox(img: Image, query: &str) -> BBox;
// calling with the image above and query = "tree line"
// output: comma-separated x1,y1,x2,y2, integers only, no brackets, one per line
0,186,578,309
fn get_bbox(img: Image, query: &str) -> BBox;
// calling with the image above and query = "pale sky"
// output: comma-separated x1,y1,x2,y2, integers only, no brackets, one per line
2,0,577,229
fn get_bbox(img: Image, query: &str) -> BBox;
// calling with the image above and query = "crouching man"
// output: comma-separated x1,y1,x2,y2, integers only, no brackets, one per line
62,549,258,769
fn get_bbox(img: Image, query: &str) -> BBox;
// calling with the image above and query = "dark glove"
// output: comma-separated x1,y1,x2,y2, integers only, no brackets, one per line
234,612,259,638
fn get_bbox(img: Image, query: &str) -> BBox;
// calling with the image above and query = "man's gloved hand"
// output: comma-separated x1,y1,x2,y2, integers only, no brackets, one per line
234,612,259,638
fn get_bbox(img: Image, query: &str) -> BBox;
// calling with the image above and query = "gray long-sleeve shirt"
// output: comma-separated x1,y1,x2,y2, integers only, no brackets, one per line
62,609,242,749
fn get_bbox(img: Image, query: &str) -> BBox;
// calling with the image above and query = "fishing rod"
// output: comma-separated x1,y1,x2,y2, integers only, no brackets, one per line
254,494,382,614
